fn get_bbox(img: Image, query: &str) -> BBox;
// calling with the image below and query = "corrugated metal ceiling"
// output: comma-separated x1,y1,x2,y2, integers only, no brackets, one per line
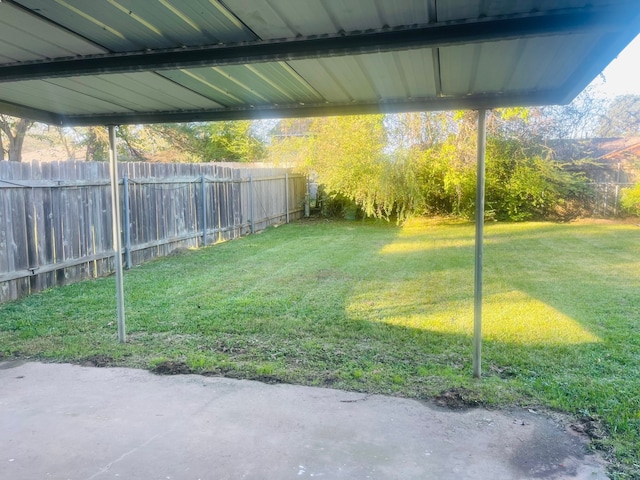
0,0,638,125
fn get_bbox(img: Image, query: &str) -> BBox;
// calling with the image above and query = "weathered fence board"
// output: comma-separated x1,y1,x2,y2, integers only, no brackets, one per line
0,161,305,302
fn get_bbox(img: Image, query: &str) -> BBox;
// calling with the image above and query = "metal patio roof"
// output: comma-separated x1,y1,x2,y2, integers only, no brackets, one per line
0,0,639,126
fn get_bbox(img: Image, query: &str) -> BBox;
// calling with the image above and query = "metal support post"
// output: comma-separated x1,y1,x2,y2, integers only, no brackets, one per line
473,109,487,379
122,172,132,269
108,125,126,343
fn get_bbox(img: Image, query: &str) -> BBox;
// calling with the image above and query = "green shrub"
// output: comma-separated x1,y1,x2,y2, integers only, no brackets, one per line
621,183,640,216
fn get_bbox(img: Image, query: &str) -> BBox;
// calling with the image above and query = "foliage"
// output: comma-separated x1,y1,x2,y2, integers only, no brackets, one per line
149,121,266,162
271,115,394,218
620,183,640,216
484,139,591,221
596,95,640,138
532,86,606,139
35,122,268,163
270,110,594,222
1,220,640,477
79,127,110,161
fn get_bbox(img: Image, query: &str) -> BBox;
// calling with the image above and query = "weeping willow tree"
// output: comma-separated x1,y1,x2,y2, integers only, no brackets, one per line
269,110,592,222
270,115,393,217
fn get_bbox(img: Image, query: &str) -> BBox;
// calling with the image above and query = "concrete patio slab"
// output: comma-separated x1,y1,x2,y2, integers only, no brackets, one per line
0,361,607,480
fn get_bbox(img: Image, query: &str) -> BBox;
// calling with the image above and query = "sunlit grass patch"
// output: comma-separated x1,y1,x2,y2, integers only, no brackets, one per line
348,288,599,346
380,217,474,254
482,290,600,345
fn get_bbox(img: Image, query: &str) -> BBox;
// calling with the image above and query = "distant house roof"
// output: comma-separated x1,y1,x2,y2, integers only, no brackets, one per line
549,137,640,183
550,137,640,162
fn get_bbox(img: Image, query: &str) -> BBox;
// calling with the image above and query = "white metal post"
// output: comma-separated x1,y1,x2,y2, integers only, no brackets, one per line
108,125,126,343
473,109,487,379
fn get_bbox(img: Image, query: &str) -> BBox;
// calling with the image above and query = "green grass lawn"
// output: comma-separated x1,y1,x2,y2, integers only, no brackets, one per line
1,218,639,477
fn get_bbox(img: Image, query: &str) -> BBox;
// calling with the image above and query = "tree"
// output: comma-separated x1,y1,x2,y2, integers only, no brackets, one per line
0,115,34,162
596,95,640,137
149,121,266,162
270,115,392,217
531,86,606,140
269,110,596,222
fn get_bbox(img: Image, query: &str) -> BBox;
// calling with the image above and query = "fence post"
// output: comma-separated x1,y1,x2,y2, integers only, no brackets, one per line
305,176,310,218
285,172,289,224
249,174,255,234
201,174,207,246
123,172,132,269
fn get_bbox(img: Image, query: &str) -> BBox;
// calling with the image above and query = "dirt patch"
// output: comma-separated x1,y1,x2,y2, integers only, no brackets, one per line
166,247,192,257
434,387,482,409
489,364,518,379
316,268,343,281
151,361,192,375
509,409,602,479
570,415,607,440
243,373,284,384
81,355,114,368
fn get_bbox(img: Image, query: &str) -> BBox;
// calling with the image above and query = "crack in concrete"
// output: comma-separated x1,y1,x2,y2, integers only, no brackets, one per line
86,433,162,480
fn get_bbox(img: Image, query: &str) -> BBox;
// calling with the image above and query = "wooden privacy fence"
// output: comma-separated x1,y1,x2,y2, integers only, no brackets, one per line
591,182,634,217
0,161,306,303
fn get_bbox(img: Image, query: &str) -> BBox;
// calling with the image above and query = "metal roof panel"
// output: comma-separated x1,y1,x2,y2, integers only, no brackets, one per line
437,0,615,22
158,70,246,107
352,49,438,100
440,32,604,96
302,56,379,102
227,0,432,38
176,66,271,105
13,0,256,52
0,80,132,115
286,59,351,102
397,49,439,98
508,34,602,91
289,50,437,104
239,63,324,103
46,73,223,112
0,2,105,64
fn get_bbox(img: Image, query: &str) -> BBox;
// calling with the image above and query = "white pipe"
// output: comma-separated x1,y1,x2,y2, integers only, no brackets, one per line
473,109,487,379
108,125,126,343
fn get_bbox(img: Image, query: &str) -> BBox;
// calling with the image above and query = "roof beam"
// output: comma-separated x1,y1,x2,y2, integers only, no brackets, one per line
59,91,563,126
0,7,631,83
0,99,63,124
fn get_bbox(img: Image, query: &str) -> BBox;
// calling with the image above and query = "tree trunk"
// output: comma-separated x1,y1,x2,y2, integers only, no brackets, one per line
8,119,30,162
0,131,5,161
0,117,33,162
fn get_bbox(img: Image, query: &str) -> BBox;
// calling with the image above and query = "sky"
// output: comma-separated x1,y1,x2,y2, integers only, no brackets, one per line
591,34,640,99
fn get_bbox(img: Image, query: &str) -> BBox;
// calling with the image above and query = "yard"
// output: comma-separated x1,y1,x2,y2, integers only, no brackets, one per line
1,218,639,477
